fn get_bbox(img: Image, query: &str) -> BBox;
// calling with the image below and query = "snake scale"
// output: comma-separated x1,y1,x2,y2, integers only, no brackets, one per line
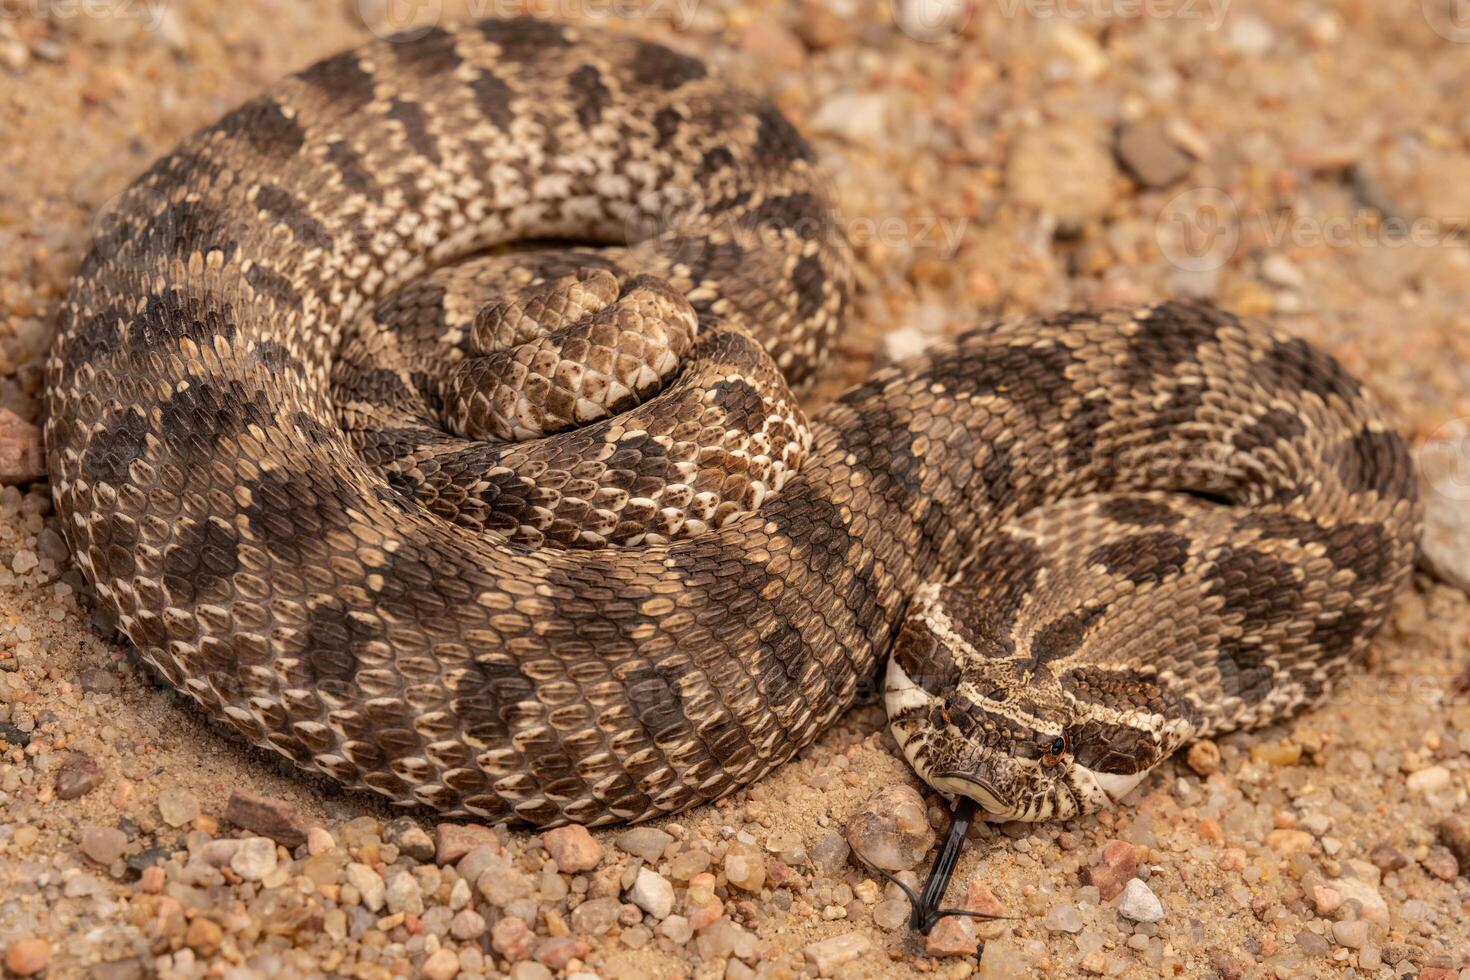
44,18,1422,828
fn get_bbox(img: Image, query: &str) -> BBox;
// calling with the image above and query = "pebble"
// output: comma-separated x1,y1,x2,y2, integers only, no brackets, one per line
450,908,486,941
307,827,336,856
802,932,872,975
157,788,200,828
810,830,850,874
534,936,587,969
809,92,890,145
657,914,693,944
723,840,766,891
1260,254,1305,290
1312,886,1343,915
1115,120,1191,189
892,0,968,41
1328,877,1389,927
925,881,1004,957
480,865,535,907
230,838,278,882
77,667,117,694
872,898,910,931
55,752,103,800
1368,843,1407,872
1185,741,1221,776
1043,904,1084,933
627,866,675,919
1418,421,1470,591
1266,829,1314,854
738,21,805,72
492,916,533,962
1117,878,1164,923
185,917,222,955
80,826,128,865
614,826,671,863
1226,15,1276,55
346,862,386,911
421,948,460,980
1088,840,1138,901
796,0,850,49
386,871,424,914
1006,124,1118,230
1405,765,1451,797
976,939,1029,980
1438,816,1470,865
510,964,552,980
384,817,435,861
0,408,41,485
570,896,621,935
668,848,711,880
1297,930,1330,956
224,790,307,847
845,785,935,872
1331,919,1370,949
1421,846,1459,881
3,938,49,977
436,824,500,864
543,824,603,872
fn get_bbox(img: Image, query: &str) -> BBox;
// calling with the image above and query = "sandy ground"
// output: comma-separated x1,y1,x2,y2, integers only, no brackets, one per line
1,0,1469,978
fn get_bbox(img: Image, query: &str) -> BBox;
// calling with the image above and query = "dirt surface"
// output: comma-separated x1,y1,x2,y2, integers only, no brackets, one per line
2,1,1469,978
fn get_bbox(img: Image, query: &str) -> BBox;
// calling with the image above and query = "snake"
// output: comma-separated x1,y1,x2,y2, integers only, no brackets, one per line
44,17,1422,830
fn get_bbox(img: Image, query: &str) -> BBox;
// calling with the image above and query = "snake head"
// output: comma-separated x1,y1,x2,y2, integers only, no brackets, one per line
884,584,1195,822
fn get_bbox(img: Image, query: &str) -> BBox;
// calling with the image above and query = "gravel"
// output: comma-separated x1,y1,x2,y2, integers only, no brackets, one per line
1,1,1469,978
1117,878,1165,924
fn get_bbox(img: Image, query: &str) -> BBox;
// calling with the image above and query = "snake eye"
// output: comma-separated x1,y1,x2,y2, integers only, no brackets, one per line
1041,737,1067,767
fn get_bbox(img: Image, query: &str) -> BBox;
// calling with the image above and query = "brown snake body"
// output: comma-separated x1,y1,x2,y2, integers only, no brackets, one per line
45,18,1422,828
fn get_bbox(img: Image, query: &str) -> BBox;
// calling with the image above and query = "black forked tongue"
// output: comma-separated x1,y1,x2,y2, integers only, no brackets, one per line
862,797,1014,935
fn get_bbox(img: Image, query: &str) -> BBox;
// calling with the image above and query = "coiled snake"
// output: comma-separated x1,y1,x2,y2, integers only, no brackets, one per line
45,18,1421,832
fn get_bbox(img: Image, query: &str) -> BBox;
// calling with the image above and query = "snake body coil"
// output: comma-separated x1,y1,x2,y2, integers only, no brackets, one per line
45,19,1421,827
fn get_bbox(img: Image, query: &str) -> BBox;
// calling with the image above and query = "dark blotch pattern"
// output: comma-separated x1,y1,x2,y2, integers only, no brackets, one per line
85,407,150,487
163,517,240,605
478,17,568,59
630,40,707,89
324,139,374,195
1337,427,1417,501
1098,496,1181,528
254,185,333,252
1234,407,1307,453
1030,604,1107,666
454,658,537,743
568,65,610,128
387,98,439,163
753,104,815,165
1259,336,1362,404
392,25,462,76
1207,546,1304,704
217,97,306,160
1087,531,1191,587
297,51,377,112
1123,301,1229,383
790,252,826,322
471,72,516,131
